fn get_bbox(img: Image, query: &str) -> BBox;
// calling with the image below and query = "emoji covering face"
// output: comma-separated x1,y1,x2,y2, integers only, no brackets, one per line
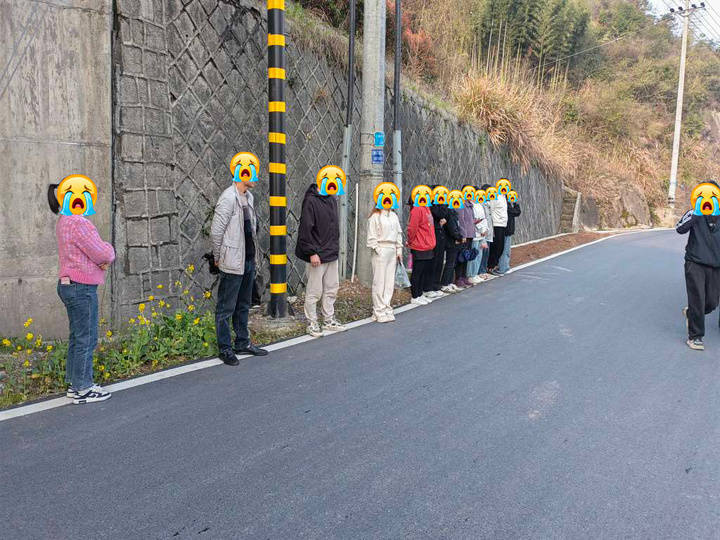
447,189,465,209
496,178,512,197
462,186,476,203
411,185,433,207
475,189,487,204
486,187,498,201
57,174,98,216
317,165,347,196
373,182,400,210
508,190,518,203
230,152,260,183
432,186,449,206
691,182,720,216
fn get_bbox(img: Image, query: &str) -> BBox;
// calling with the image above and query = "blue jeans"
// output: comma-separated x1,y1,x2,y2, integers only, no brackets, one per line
57,282,98,392
498,235,512,273
478,243,491,274
216,260,255,353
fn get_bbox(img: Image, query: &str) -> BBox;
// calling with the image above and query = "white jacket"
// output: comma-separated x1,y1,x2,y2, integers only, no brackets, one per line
367,210,403,256
473,202,488,239
490,194,508,227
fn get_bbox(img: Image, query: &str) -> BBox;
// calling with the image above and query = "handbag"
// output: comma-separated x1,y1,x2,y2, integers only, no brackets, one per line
394,260,411,289
457,247,479,263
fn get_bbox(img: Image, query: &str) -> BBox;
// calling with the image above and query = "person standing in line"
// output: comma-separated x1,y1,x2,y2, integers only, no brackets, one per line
677,181,720,350
467,187,489,284
296,165,348,337
498,190,521,275
428,185,450,298
440,199,464,293
367,182,403,323
478,184,494,279
48,174,115,404
211,152,269,365
407,186,437,306
455,185,476,288
487,183,508,275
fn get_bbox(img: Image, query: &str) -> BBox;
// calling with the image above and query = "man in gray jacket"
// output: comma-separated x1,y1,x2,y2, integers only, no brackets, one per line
211,152,268,365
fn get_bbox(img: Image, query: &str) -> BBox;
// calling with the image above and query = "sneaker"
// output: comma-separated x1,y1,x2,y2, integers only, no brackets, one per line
233,344,268,356
449,284,462,292
687,338,704,351
307,322,323,337
425,291,441,299
441,285,455,294
490,269,504,277
434,290,447,298
219,349,240,366
411,297,427,306
422,292,436,302
66,387,79,399
73,386,111,405
323,319,347,332
468,276,482,284
377,314,395,323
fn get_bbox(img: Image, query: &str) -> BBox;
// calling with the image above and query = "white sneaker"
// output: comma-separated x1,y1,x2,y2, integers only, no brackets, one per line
411,297,427,306
426,291,441,298
434,290,447,297
73,385,111,405
307,322,323,337
323,319,347,332
422,293,435,303
441,285,455,294
449,284,462,292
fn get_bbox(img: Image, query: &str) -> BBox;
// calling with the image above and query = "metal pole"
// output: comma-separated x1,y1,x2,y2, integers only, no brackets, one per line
668,0,690,204
356,0,387,286
339,0,357,280
267,0,288,318
392,0,403,224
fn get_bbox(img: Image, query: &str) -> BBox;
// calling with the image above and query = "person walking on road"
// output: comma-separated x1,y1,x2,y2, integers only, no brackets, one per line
367,182,404,323
676,180,720,351
49,174,115,404
296,166,348,337
211,153,269,365
498,190,521,274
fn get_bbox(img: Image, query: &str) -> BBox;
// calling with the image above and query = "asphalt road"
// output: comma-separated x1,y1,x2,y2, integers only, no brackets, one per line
3,230,720,539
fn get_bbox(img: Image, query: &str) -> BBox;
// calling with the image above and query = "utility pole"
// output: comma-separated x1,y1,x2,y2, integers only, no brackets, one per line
356,0,387,285
392,0,403,225
667,1,706,204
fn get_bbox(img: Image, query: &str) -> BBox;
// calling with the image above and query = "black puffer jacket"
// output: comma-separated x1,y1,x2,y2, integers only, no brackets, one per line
676,210,720,267
506,202,522,236
295,183,339,263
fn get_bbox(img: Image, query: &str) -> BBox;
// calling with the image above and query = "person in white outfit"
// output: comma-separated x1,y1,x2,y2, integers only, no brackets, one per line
367,204,403,323
466,187,489,284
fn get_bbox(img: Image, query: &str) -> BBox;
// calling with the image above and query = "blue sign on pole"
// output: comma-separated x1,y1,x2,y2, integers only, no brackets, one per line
371,149,384,165
374,131,385,147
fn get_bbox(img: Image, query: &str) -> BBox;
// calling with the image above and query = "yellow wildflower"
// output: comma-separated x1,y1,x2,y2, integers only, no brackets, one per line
104,372,110,380
123,348,128,354
16,345,22,351
190,296,195,302
98,365,105,372
46,345,53,352
175,313,183,321
183,289,189,295
175,280,182,287
129,318,136,325
204,291,211,299
99,318,107,325
158,300,166,308
203,342,209,347
26,332,34,341
139,303,146,312
166,304,171,310
35,338,42,347
99,346,106,352
23,360,30,367
187,264,195,273
187,305,195,312
24,318,33,327
2,338,11,347
148,295,155,301
151,311,158,318
157,284,164,289
25,349,31,355
193,318,200,325
106,330,113,338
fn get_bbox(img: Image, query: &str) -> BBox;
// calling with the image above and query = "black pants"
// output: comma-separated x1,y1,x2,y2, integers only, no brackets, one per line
216,260,255,353
431,232,447,291
441,244,460,286
411,257,433,298
488,226,507,269
685,260,720,339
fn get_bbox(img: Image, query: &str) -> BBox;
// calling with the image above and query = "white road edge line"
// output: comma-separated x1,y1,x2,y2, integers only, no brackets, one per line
0,228,667,423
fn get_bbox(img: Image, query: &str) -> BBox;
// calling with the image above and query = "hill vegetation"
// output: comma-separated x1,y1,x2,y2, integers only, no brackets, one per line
297,0,720,226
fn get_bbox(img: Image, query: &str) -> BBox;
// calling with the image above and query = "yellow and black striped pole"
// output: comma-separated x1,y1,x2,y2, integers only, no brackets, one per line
267,0,288,318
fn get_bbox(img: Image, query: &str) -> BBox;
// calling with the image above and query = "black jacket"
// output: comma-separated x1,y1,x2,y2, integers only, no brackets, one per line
506,202,522,236
676,210,720,268
430,205,450,232
443,209,463,243
295,183,339,263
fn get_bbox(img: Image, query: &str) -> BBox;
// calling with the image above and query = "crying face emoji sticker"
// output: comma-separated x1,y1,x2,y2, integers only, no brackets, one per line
230,152,260,183
475,189,487,204
508,190,518,204
57,174,98,216
447,190,465,209
462,186,476,203
317,165,347,196
411,185,433,207
691,182,720,216
432,186,449,206
496,178,512,197
486,187,498,201
373,182,400,210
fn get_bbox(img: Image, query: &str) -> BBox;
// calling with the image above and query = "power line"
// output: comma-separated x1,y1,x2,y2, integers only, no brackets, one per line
542,31,634,69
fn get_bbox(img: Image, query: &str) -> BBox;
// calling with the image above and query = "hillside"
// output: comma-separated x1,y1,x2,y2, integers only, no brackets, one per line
296,0,720,227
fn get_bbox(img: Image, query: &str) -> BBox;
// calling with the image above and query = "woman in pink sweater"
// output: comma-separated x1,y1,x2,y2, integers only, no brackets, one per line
48,176,115,404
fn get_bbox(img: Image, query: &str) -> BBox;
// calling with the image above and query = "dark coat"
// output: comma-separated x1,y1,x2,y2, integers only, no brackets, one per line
295,183,339,263
676,210,720,268
506,202,522,237
443,209,463,243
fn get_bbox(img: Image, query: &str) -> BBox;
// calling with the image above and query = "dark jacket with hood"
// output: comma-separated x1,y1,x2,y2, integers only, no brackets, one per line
676,210,720,268
295,183,339,263
443,208,463,244
430,205,450,239
506,202,522,237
